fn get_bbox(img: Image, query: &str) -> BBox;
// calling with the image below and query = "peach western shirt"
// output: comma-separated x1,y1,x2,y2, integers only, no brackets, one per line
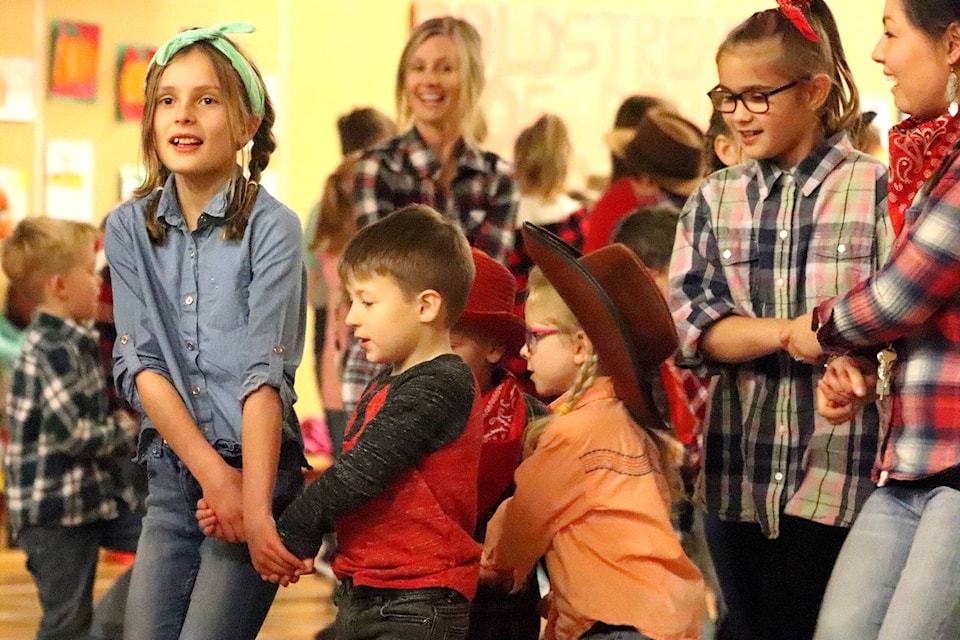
482,377,704,640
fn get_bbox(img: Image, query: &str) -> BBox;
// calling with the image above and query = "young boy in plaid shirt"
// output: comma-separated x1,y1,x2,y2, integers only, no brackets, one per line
2,218,140,640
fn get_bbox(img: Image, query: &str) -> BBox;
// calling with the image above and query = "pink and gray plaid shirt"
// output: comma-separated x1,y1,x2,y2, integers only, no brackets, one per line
818,139,960,485
341,127,519,411
670,134,891,538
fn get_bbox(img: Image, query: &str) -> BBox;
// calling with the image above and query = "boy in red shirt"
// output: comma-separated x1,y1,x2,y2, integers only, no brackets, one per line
276,205,483,640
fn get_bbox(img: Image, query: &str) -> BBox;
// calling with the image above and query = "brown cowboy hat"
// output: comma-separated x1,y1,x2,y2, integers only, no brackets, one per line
606,107,705,197
521,223,678,429
455,248,526,354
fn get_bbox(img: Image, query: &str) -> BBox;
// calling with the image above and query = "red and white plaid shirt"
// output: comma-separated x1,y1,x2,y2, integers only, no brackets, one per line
818,139,960,483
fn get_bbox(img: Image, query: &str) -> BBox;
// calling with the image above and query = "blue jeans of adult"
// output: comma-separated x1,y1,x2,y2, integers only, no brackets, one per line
18,506,141,640
333,578,471,640
124,438,303,640
814,484,960,640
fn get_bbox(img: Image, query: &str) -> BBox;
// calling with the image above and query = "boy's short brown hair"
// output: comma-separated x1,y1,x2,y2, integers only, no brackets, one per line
339,205,475,327
2,217,98,303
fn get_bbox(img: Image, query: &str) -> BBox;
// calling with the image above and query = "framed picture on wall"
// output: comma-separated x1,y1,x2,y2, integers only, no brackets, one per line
49,20,101,102
116,44,155,121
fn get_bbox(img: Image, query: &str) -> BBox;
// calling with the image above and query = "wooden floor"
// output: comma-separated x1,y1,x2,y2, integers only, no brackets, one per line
0,548,337,640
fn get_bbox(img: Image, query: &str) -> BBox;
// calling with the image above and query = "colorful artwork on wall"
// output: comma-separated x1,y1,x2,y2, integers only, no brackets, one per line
116,44,155,121
49,20,101,102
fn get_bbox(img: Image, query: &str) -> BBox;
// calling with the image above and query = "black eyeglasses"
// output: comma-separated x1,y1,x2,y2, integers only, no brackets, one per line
707,80,804,114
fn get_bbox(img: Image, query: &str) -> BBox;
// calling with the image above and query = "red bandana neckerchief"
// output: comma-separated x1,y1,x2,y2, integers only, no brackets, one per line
888,111,960,235
476,371,527,518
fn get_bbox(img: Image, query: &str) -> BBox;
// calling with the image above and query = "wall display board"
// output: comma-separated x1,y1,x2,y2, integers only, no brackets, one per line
0,57,37,123
413,1,735,188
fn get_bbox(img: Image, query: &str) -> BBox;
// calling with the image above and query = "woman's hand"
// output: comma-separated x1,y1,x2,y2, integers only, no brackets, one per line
817,356,877,425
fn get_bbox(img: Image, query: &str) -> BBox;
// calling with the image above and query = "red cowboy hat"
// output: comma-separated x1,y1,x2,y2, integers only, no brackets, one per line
521,223,678,429
455,248,526,354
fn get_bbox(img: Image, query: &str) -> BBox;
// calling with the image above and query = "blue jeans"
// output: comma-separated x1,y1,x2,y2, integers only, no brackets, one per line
18,507,141,640
814,484,960,640
124,438,303,640
333,579,470,640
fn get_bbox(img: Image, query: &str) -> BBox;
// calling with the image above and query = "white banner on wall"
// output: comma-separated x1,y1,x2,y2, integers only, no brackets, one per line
413,1,735,188
0,57,37,123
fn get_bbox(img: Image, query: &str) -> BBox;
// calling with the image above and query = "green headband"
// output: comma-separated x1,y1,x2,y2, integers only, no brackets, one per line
150,22,265,116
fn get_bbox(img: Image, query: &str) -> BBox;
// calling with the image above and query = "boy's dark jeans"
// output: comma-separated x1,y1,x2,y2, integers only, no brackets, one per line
18,507,141,640
333,578,470,640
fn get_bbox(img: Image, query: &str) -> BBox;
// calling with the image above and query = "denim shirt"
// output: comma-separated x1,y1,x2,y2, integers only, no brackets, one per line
104,175,307,453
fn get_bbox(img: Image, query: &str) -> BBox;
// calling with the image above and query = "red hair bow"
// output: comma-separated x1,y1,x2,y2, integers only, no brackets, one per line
776,0,819,42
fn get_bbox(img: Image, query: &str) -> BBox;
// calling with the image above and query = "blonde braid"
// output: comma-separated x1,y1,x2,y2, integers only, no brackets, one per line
522,350,598,458
556,351,598,417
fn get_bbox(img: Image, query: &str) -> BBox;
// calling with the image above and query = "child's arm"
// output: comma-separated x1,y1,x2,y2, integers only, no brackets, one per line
214,204,308,581
135,370,245,541
699,315,793,363
12,343,137,459
277,362,475,559
241,385,311,584
482,426,585,586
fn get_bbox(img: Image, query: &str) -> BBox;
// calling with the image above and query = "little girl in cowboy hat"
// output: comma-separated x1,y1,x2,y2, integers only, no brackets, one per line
480,224,705,640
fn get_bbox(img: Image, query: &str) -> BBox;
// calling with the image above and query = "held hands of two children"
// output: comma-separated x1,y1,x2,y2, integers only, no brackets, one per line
196,493,314,586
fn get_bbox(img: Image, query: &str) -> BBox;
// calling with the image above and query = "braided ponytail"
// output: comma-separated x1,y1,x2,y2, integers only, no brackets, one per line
222,74,277,241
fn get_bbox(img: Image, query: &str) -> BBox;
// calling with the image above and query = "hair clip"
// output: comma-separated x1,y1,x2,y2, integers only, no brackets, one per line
776,0,819,42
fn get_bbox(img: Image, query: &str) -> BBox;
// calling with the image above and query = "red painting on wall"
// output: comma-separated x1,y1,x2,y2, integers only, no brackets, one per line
49,20,101,102
116,45,156,121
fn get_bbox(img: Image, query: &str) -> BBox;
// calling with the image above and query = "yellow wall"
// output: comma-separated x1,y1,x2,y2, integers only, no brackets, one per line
0,0,891,417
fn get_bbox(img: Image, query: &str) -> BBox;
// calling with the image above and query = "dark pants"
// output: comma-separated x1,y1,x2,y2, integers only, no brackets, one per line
465,571,540,640
18,507,141,640
581,623,653,639
705,514,848,640
333,579,470,640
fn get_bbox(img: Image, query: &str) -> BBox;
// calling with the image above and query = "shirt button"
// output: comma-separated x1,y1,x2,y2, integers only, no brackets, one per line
776,278,785,287
119,335,129,345
779,229,788,239
774,472,784,482
190,250,196,258
191,386,202,396
837,244,846,254
722,249,732,260
273,345,285,354
187,342,196,351
185,295,194,305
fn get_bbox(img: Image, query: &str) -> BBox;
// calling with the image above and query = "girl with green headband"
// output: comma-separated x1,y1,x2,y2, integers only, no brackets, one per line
104,22,310,639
